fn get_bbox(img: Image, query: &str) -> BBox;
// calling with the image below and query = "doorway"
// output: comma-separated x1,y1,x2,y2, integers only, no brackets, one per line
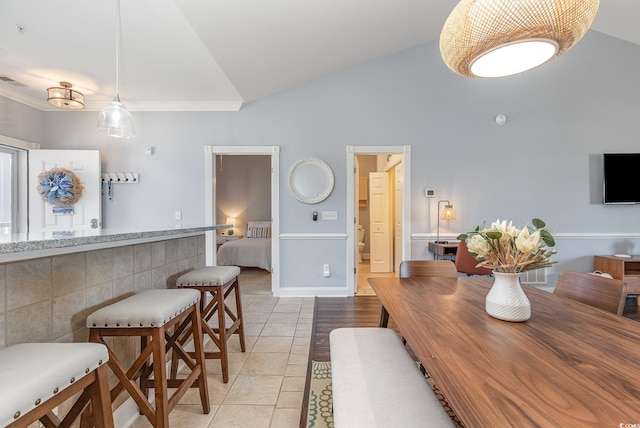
204,146,280,295
346,146,412,296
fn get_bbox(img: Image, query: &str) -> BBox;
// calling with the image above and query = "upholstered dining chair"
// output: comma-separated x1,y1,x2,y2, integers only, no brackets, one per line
398,260,458,278
455,240,493,276
553,271,628,315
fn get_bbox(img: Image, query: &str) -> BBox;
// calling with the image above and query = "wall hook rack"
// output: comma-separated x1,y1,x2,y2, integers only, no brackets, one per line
101,172,139,183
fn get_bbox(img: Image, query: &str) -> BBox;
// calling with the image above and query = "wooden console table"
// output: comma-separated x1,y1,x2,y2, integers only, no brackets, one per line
428,242,458,260
594,255,640,294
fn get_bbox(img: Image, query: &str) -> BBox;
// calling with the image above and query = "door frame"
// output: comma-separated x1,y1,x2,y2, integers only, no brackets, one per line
346,145,412,296
204,145,280,295
1,134,40,235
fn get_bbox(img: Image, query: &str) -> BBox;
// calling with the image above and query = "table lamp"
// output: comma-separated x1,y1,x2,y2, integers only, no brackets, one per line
226,216,236,235
436,200,456,243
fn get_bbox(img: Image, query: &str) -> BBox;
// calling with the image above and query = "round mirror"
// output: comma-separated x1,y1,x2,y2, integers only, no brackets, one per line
288,157,334,204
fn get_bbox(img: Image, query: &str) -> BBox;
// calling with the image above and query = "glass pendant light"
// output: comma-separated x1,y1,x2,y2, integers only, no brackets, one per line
97,0,135,138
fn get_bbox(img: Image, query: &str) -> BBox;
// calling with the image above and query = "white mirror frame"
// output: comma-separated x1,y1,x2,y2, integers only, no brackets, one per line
288,157,335,204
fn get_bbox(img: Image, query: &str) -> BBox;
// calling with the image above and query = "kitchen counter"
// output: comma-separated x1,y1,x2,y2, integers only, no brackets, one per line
0,225,230,262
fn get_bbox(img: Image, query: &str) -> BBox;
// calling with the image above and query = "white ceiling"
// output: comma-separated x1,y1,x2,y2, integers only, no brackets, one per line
0,0,638,112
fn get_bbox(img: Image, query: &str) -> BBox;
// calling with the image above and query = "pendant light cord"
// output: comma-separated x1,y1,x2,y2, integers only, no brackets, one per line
115,0,121,97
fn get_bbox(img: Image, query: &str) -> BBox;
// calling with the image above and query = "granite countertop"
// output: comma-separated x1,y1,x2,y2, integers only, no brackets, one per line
0,225,230,255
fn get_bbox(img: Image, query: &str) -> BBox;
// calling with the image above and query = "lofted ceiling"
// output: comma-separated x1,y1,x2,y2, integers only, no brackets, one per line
0,0,638,112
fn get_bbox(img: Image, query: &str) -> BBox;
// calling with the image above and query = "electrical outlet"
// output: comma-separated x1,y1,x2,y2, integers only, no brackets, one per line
323,264,330,277
175,211,182,220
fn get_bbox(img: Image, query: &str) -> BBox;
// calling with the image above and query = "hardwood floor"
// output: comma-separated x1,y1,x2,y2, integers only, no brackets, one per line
624,295,640,321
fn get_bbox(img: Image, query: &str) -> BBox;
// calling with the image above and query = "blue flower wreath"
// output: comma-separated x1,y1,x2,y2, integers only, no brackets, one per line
37,168,84,206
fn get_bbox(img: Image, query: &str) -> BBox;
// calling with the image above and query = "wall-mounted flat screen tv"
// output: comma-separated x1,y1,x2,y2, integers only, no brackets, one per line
603,153,640,204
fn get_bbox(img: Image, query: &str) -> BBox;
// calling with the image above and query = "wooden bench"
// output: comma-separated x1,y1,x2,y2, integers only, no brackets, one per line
329,327,455,428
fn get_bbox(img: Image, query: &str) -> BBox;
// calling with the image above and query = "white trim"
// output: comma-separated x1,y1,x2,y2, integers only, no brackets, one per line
0,134,40,150
0,89,244,112
277,287,349,297
113,396,139,428
553,233,640,239
346,145,411,296
411,232,640,240
204,145,280,295
280,233,346,240
0,137,38,236
411,233,459,241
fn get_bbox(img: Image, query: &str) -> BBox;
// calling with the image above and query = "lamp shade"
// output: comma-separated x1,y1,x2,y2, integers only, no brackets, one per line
440,0,600,78
441,204,457,220
96,94,136,138
226,217,236,226
47,82,84,110
436,200,456,243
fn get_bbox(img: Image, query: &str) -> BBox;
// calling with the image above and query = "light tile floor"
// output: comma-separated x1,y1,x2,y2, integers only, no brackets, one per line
129,268,313,428
356,261,395,295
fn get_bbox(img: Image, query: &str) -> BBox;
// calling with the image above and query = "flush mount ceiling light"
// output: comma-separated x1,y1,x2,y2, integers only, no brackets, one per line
47,82,84,110
439,0,600,78
97,0,135,138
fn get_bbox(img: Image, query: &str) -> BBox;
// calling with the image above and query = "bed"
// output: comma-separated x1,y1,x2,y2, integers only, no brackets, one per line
217,221,272,272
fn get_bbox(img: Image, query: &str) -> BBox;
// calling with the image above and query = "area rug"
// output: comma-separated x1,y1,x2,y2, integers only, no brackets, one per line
306,361,464,428
306,361,333,428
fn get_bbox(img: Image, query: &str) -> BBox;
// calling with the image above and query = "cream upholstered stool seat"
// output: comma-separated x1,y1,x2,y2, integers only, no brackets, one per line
86,289,209,428
176,266,245,383
0,342,113,428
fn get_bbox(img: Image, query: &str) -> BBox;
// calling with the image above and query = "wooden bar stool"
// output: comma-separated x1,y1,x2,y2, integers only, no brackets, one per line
176,266,245,383
0,342,113,428
86,289,209,428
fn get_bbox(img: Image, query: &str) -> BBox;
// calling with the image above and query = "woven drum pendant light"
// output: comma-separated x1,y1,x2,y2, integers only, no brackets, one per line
439,0,600,78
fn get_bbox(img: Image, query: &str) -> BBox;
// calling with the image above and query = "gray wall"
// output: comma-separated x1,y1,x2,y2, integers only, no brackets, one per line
3,31,640,292
216,155,271,235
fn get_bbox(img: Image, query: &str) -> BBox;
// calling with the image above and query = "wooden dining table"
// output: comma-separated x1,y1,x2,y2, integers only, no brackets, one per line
368,276,640,427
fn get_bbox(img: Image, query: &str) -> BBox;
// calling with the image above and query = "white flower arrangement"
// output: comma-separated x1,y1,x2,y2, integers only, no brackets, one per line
458,218,557,274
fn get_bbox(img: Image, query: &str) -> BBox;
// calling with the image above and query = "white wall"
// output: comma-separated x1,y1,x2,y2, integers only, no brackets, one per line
3,31,640,292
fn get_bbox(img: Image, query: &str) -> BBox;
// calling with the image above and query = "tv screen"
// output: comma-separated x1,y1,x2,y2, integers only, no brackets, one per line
603,153,640,204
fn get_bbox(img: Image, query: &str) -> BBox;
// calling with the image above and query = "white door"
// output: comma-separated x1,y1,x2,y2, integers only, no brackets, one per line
369,171,392,273
28,150,101,236
394,163,403,275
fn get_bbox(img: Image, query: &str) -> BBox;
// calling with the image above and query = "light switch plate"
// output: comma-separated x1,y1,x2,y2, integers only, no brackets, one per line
425,188,435,198
321,211,338,220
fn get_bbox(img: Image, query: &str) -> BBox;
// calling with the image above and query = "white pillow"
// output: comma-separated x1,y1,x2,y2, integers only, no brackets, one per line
247,221,271,238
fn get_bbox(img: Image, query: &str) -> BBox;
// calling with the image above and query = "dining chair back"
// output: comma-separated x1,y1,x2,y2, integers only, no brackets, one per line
399,260,458,278
455,240,493,276
554,271,628,315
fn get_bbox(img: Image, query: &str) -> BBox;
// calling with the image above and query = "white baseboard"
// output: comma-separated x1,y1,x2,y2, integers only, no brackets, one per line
276,287,349,297
113,397,139,428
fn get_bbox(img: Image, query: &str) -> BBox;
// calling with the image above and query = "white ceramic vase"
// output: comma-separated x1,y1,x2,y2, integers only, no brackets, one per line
485,271,531,322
